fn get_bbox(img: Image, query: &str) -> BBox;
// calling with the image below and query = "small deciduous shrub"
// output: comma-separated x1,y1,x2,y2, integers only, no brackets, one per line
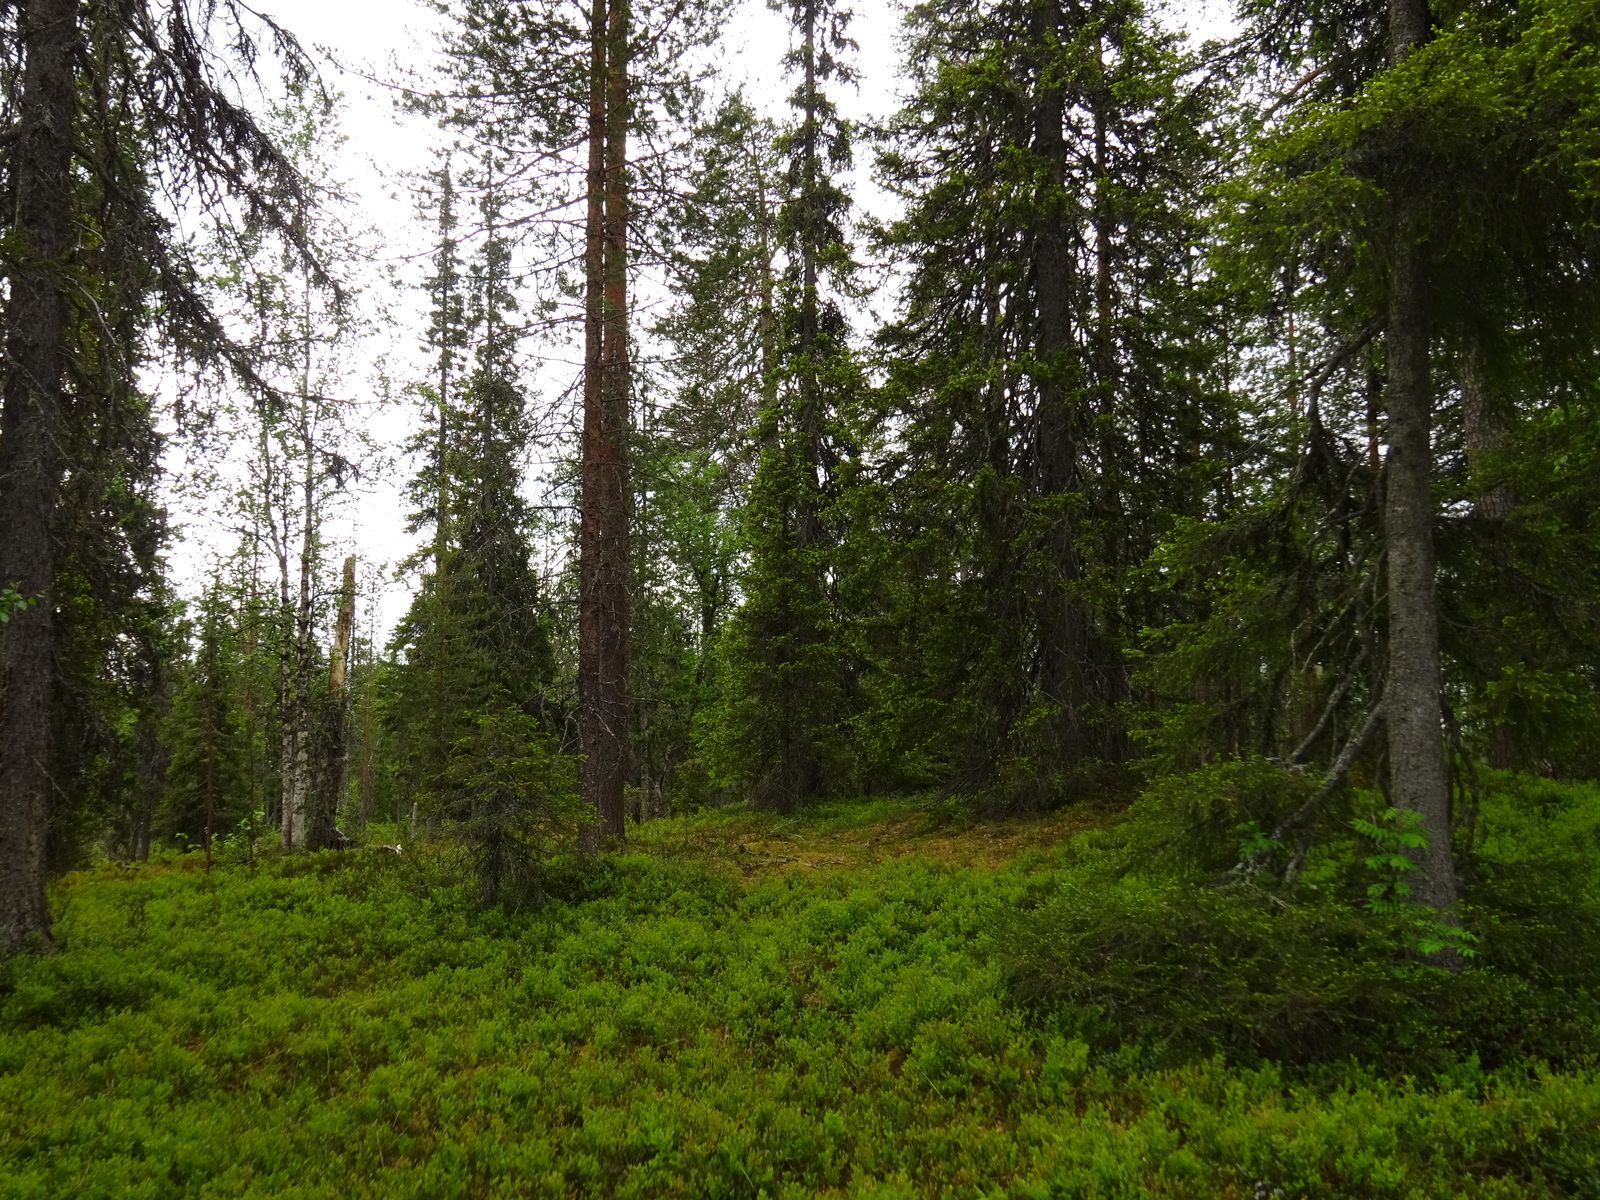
998,766,1600,1075
6,789,1600,1197
999,877,1453,1069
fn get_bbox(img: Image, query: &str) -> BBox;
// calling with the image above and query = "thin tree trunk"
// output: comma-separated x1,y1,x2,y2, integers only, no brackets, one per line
752,150,779,415
0,0,78,948
309,555,355,849
1088,26,1126,761
578,0,607,855
281,358,317,849
1384,0,1458,921
795,0,822,554
601,0,631,836
204,706,217,871
134,708,166,863
261,412,289,837
429,169,455,838
1461,344,1512,521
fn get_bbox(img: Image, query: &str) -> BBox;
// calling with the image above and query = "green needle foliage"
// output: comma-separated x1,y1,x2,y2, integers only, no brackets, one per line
10,0,1600,1186
702,0,869,813
455,704,588,911
868,0,1230,810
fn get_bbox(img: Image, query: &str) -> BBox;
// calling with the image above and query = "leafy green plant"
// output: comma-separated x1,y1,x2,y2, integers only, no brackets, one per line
1234,819,1283,861
8,789,1600,1197
1351,807,1429,914
0,584,34,624
1351,807,1479,958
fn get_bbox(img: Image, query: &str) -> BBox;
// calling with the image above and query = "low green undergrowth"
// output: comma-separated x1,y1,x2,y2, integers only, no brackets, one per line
999,768,1600,1079
2,784,1599,1198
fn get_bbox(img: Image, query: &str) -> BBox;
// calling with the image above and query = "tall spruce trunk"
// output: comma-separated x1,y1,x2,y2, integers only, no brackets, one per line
134,704,167,863
775,0,826,810
1385,0,1459,918
1088,31,1128,763
428,173,454,839
1461,344,1514,769
579,0,630,845
0,0,78,948
1032,61,1091,773
795,0,822,552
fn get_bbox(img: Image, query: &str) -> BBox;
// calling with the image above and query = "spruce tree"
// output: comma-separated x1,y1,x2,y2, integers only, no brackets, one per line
388,180,557,829
420,0,726,842
702,0,865,811
1204,0,1600,929
871,0,1223,808
630,94,783,813
0,0,325,942
162,584,245,862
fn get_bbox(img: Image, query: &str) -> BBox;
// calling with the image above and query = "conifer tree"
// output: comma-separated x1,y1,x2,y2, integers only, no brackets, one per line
871,0,1222,808
388,178,557,828
633,94,782,812
162,584,245,862
702,0,864,812
421,0,725,842
1202,0,1600,930
200,92,367,852
0,0,325,943
391,162,471,829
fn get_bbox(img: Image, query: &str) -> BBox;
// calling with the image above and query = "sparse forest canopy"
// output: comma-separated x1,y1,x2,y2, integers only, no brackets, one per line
4,0,1600,1192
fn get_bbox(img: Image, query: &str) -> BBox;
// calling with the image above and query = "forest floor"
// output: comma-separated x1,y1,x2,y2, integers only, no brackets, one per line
633,796,1106,873
3,795,1597,1199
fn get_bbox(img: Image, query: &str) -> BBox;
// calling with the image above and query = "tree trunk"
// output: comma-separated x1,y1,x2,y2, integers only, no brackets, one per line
580,0,630,846
1461,345,1512,522
1031,13,1091,779
429,169,455,838
1384,0,1458,920
0,0,78,949
307,555,355,850
133,702,168,863
280,382,317,849
280,708,309,847
795,0,822,552
1460,345,1514,769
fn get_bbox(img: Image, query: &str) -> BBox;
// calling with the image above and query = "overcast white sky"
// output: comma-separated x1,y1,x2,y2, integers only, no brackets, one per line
164,0,1237,641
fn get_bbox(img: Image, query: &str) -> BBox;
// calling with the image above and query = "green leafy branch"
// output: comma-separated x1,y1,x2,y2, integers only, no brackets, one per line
1351,807,1428,914
0,585,35,624
1351,807,1477,959
1235,819,1284,861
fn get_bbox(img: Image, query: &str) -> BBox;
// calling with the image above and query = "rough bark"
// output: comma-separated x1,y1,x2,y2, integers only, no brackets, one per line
1032,46,1091,770
1384,0,1458,920
1461,345,1512,521
579,0,629,845
0,0,78,949
1460,345,1514,768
